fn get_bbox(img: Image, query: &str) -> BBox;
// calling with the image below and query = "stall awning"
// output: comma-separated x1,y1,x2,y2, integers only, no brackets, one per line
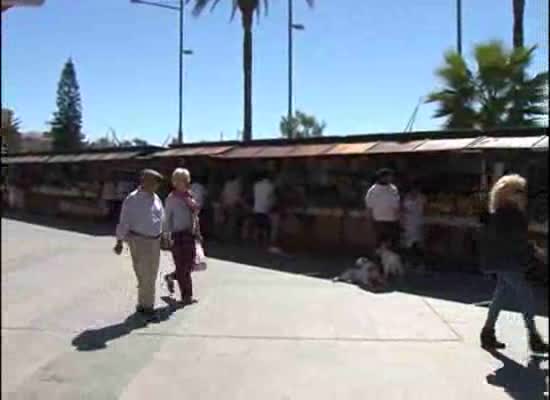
324,142,379,155
367,140,426,154
46,152,141,163
412,138,480,152
153,146,234,158
532,136,548,151
287,144,336,157
1,155,51,164
470,136,546,150
219,144,336,159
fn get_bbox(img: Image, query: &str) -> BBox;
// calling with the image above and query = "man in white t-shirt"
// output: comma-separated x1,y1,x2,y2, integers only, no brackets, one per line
365,168,401,251
220,175,245,241
252,173,275,246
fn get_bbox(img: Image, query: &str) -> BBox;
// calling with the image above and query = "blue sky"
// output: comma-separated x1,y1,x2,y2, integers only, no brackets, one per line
1,0,548,144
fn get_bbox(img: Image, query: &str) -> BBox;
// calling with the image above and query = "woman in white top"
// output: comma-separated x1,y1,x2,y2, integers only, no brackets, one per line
401,182,426,270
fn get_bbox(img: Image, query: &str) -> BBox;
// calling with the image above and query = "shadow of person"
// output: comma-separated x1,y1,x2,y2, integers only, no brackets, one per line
71,307,174,352
485,350,548,400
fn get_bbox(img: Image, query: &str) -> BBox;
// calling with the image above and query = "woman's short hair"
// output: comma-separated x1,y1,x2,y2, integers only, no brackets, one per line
172,168,190,184
488,174,526,214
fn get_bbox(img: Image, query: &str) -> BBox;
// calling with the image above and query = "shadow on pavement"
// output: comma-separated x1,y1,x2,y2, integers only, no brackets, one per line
2,211,114,237
485,351,548,400
71,307,174,352
206,242,549,318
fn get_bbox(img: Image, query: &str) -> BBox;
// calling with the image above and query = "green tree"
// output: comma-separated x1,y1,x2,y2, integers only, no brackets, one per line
88,136,116,148
49,58,84,151
1,110,22,153
426,41,548,129
280,110,326,139
189,0,314,142
89,136,149,148
130,138,149,147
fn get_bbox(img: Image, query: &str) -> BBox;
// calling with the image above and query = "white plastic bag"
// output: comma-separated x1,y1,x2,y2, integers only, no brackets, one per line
193,240,207,271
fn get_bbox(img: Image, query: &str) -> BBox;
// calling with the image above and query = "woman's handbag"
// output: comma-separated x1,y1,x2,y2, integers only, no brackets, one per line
193,240,207,271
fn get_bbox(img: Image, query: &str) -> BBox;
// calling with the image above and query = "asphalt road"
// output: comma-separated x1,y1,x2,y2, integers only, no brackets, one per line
2,218,548,399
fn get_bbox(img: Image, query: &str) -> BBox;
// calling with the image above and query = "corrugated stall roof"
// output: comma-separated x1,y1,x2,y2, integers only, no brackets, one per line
46,151,141,163
218,146,265,159
324,142,379,155
533,136,548,151
287,144,336,157
154,146,234,157
220,144,336,159
413,138,480,152
471,136,545,150
367,140,426,154
1,155,51,164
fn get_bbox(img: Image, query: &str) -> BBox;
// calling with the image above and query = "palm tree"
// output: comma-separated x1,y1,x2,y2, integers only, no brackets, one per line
426,41,548,129
512,0,525,49
189,0,314,142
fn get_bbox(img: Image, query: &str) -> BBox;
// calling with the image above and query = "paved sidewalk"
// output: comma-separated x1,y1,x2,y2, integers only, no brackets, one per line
2,218,548,399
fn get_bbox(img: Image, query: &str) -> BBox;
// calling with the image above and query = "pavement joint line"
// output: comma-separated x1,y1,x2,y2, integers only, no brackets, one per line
419,297,464,342
134,332,462,343
1,327,461,343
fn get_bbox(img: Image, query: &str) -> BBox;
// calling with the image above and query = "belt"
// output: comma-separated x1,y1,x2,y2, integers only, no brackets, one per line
129,230,162,240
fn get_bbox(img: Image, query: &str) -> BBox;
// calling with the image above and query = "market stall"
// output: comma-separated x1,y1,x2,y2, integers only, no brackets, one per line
214,132,548,269
1,147,161,220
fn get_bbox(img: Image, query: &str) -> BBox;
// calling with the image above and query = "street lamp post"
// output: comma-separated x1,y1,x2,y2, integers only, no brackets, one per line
287,0,304,127
456,0,462,55
131,0,189,144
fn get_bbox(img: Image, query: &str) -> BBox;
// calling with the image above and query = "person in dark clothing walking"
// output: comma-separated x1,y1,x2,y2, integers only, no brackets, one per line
480,174,548,353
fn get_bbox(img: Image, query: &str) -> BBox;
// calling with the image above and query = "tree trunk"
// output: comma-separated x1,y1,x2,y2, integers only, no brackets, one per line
512,0,525,49
242,13,253,142
510,0,526,127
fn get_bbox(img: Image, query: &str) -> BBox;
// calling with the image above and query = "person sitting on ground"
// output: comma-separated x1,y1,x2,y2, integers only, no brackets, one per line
480,174,548,353
334,257,387,291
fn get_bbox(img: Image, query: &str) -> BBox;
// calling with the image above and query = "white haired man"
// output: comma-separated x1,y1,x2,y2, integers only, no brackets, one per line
114,169,165,319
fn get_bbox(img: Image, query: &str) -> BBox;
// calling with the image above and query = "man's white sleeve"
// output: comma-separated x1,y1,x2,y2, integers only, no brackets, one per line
116,197,131,241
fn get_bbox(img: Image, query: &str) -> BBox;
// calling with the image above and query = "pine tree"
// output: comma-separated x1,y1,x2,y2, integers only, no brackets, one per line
49,58,83,151
1,109,22,153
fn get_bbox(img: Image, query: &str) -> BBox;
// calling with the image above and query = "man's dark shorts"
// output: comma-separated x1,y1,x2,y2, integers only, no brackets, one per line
254,213,272,236
373,221,400,250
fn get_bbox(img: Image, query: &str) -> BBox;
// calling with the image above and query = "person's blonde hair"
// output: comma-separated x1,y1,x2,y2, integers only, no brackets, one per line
488,174,527,214
171,168,191,186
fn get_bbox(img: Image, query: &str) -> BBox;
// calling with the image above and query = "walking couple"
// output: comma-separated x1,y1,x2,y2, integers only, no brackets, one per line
113,168,204,320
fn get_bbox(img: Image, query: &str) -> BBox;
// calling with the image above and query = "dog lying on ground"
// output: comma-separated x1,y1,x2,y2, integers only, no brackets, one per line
334,257,387,290
376,243,404,280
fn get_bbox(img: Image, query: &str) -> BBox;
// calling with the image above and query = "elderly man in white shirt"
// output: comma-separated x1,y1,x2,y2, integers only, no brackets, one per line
114,169,165,318
365,168,401,252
